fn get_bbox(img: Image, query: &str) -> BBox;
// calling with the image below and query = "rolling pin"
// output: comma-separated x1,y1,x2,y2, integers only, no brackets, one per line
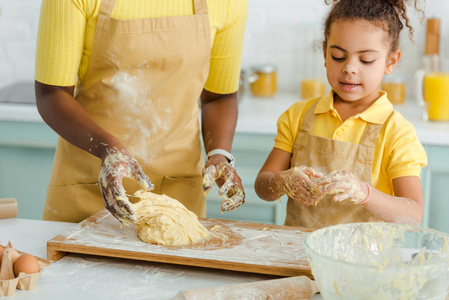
0,198,18,219
172,276,319,300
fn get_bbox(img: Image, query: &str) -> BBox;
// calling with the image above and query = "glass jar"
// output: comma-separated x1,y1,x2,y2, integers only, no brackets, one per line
248,65,277,97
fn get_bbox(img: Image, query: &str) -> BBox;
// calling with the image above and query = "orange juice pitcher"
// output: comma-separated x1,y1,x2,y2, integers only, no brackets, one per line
416,70,449,121
423,73,449,121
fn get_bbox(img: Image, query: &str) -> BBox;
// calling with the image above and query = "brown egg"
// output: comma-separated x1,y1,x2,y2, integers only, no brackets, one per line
13,254,40,277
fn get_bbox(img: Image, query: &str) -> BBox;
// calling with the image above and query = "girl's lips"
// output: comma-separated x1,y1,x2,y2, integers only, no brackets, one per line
339,81,360,92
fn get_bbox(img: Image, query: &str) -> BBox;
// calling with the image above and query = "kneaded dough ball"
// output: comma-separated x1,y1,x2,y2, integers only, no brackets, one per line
133,191,210,245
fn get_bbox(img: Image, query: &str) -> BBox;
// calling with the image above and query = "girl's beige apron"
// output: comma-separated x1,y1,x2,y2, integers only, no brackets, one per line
43,0,211,222
285,100,391,229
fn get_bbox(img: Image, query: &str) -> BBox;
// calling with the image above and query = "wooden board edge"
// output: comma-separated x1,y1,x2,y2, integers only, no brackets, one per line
47,242,68,262
45,242,312,277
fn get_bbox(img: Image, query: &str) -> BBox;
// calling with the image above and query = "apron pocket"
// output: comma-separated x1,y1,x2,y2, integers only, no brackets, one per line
44,183,103,223
160,176,205,217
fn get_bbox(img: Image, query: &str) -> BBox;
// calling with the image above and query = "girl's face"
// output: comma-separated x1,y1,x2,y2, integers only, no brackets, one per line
324,20,401,106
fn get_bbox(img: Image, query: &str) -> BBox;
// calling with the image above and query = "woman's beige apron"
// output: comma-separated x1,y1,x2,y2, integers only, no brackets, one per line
284,100,392,229
43,0,211,222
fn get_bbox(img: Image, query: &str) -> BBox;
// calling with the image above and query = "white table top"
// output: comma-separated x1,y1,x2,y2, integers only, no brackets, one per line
0,217,322,299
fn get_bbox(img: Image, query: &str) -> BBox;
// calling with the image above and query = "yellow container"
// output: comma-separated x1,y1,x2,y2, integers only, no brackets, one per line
249,66,277,97
424,73,449,121
381,82,406,105
301,79,326,100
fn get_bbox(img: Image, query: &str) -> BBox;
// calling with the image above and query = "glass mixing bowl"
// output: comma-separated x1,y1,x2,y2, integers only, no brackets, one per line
304,222,449,300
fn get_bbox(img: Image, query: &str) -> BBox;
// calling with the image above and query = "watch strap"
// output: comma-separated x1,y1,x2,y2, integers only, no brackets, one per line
207,149,235,167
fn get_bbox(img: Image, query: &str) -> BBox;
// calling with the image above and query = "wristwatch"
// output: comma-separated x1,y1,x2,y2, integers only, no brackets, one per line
207,149,235,167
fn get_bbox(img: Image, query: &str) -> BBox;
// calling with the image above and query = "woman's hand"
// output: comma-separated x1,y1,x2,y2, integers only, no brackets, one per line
99,147,153,224
275,166,323,205
202,155,245,212
313,170,368,203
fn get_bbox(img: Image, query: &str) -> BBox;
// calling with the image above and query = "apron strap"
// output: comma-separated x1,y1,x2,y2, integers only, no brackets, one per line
193,0,209,15
360,123,382,147
357,111,394,163
299,100,319,134
360,111,394,147
99,0,117,17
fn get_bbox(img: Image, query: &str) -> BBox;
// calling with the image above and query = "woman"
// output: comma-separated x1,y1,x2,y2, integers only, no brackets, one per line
35,0,247,223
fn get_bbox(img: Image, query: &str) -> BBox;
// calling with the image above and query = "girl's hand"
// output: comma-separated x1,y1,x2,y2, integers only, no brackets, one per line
313,170,368,204
202,156,245,212
99,147,154,225
276,166,323,205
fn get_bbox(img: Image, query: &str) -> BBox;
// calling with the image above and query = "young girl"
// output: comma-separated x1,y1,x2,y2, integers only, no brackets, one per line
254,0,427,229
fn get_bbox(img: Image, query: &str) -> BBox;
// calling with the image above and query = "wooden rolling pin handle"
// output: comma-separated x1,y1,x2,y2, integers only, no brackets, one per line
0,198,18,219
172,276,319,300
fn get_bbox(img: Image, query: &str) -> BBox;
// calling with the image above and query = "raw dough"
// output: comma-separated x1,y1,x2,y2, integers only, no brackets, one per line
133,190,211,245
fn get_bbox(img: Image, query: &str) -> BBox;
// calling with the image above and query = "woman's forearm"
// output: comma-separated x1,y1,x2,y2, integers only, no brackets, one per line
35,81,122,160
200,90,238,154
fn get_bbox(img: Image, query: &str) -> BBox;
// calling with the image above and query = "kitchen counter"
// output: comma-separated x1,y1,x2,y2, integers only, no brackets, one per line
2,85,449,146
236,92,449,146
0,217,322,299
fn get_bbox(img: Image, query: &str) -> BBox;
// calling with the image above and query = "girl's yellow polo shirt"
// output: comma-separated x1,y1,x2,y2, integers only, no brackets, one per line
274,91,428,196
35,0,247,94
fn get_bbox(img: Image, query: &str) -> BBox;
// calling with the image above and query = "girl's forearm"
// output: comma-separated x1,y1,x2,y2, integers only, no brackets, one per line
362,187,423,226
255,171,285,202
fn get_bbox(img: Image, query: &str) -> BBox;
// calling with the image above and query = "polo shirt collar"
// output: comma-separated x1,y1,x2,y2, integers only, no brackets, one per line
314,90,393,124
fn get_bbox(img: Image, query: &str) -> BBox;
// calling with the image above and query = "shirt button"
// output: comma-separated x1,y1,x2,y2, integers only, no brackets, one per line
336,128,343,136
332,111,338,118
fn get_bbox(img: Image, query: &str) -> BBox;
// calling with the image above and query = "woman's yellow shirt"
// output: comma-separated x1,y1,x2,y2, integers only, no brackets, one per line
35,0,247,94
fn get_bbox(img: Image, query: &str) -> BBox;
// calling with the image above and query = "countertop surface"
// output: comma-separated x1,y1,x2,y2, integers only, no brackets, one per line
236,93,449,146
0,217,322,299
1,81,449,146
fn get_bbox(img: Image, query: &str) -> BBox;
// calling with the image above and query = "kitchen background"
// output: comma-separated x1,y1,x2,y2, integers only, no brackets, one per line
1,0,449,233
1,0,448,94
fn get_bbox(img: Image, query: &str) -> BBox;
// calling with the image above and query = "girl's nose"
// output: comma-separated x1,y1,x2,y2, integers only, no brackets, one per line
343,63,356,74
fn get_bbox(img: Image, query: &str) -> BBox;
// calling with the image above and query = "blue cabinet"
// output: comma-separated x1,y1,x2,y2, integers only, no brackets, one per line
1,119,448,234
421,145,449,233
0,120,57,220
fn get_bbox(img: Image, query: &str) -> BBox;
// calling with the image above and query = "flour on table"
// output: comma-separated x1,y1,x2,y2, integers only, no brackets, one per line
133,190,211,246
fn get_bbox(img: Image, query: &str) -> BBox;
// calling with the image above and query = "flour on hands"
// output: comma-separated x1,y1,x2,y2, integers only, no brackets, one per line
313,170,368,204
99,147,153,225
276,166,323,205
203,161,245,212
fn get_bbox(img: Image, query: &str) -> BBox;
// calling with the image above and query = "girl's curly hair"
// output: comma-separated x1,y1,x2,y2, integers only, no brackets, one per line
324,0,425,50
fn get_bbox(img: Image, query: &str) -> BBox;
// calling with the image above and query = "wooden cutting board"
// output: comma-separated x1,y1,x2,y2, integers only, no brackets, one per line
47,210,313,277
